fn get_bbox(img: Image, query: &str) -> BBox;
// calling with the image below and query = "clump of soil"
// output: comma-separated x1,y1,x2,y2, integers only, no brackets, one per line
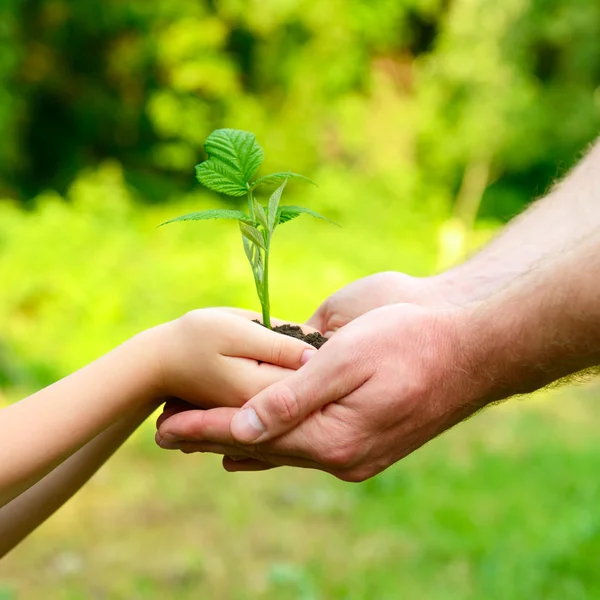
273,323,328,349
254,321,328,349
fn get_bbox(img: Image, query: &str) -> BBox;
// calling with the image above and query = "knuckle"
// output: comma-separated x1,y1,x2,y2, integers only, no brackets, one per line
268,384,301,425
269,336,286,366
176,310,210,339
178,308,223,332
178,309,204,326
321,302,335,328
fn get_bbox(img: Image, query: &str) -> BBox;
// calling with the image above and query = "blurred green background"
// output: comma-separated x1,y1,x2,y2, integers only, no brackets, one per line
0,0,599,597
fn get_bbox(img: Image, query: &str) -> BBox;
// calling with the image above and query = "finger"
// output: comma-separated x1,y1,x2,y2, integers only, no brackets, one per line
157,404,334,464
158,440,307,466
155,430,168,448
157,408,304,458
223,359,309,402
159,440,243,455
156,433,328,473
229,340,369,444
305,301,328,332
156,408,173,430
223,454,328,472
158,407,237,443
222,457,278,472
155,398,197,430
220,316,319,370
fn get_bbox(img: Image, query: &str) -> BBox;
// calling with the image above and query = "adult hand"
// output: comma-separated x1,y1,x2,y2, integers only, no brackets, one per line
156,271,456,426
156,303,491,481
154,272,444,452
306,271,458,336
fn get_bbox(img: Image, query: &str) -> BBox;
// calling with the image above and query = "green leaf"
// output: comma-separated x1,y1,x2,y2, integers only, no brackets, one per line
251,172,316,190
253,247,264,285
243,236,264,296
267,180,287,232
195,160,249,197
242,236,254,264
277,205,338,226
253,198,268,231
195,129,263,196
277,210,300,225
239,222,266,250
160,209,256,227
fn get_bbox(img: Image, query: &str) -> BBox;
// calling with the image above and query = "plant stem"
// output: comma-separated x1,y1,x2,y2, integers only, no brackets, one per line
262,242,271,329
247,187,271,328
247,188,255,219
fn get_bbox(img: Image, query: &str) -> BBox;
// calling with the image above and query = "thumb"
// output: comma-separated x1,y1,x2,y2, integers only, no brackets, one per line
230,341,367,444
305,300,329,333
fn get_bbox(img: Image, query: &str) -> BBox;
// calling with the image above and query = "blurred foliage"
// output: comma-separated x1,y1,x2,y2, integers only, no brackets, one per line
0,0,598,212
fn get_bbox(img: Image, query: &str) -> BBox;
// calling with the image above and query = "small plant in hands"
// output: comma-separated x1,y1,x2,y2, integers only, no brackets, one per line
161,128,333,347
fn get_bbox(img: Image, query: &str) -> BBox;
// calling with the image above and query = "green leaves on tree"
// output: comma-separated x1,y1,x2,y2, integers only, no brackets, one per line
161,128,335,329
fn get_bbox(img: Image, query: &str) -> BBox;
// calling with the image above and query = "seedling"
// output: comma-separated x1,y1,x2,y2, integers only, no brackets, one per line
160,128,334,329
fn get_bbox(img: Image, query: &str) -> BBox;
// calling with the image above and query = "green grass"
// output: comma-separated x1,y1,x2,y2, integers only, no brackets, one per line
2,383,600,599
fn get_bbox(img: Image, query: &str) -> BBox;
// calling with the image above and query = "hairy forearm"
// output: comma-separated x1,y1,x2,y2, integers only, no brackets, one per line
0,329,160,507
436,140,600,303
467,233,600,403
0,402,157,557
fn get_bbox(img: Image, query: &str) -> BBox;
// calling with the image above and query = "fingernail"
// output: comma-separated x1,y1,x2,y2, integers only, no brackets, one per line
162,442,183,450
160,432,181,443
301,348,317,365
231,407,265,442
157,437,181,450
227,455,248,462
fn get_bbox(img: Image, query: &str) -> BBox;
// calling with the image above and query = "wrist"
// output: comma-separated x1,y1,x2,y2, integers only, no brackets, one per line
459,293,566,405
428,271,478,306
430,306,499,410
384,305,499,426
420,302,533,412
123,325,169,408
432,262,520,306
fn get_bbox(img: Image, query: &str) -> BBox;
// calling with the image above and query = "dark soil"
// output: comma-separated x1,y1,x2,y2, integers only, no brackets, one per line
254,321,328,349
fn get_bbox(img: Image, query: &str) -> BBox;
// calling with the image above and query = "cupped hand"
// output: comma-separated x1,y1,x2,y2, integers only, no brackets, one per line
306,271,456,336
156,303,490,481
154,308,317,409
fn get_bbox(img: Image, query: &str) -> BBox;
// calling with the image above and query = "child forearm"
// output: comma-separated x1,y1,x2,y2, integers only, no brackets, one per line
0,327,162,508
0,402,157,557
0,308,312,555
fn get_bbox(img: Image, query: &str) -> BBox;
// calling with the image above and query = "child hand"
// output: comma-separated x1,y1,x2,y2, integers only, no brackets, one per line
152,308,317,409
